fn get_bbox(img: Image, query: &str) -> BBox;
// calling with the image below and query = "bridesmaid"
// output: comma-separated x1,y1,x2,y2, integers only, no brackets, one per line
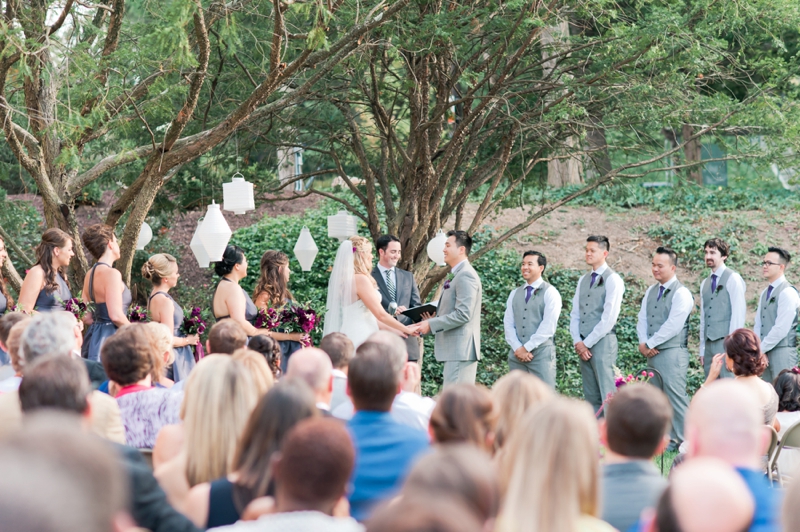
80,224,132,361
143,254,199,382
17,228,73,313
212,245,273,338
0,236,13,365
252,250,305,372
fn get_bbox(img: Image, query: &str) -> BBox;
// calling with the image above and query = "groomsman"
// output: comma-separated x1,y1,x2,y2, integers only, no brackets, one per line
755,247,800,383
637,247,693,449
503,251,562,387
372,235,423,362
569,236,624,413
699,238,746,379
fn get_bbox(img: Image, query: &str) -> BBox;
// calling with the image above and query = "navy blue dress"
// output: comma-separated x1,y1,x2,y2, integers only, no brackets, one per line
0,290,8,365
34,272,71,312
214,278,258,325
82,263,132,362
149,291,196,382
277,300,302,373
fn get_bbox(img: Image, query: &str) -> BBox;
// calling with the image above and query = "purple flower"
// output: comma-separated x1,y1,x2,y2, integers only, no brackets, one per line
443,280,451,290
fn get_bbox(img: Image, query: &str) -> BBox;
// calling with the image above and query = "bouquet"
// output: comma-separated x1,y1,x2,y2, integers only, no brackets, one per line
279,305,319,347
181,307,208,361
255,307,280,330
64,297,93,321
596,368,654,418
128,305,149,323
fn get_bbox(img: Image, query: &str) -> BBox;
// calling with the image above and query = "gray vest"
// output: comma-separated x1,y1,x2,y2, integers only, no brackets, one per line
577,267,616,339
646,280,689,349
759,282,798,349
702,268,734,342
512,282,554,347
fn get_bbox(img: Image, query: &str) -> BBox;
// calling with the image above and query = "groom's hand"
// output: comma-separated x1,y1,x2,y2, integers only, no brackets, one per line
415,321,431,335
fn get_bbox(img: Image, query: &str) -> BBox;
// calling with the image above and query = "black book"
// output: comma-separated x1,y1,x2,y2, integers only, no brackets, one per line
400,302,438,323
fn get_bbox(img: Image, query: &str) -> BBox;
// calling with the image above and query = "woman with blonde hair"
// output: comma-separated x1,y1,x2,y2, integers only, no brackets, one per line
491,371,554,454
324,235,416,348
153,355,261,512
232,348,275,395
17,228,74,313
143,253,198,382
497,397,615,532
142,321,175,388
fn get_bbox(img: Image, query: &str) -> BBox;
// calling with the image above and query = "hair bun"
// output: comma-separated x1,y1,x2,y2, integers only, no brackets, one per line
141,261,155,280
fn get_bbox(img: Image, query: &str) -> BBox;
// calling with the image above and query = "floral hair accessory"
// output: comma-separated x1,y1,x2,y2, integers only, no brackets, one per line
352,247,357,253
791,367,800,375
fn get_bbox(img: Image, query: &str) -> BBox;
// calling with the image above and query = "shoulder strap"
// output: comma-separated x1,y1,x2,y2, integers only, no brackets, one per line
148,291,171,303
88,262,111,302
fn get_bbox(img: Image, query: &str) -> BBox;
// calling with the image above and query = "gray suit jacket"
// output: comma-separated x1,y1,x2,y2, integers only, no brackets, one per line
427,261,482,362
372,266,422,361
601,460,667,532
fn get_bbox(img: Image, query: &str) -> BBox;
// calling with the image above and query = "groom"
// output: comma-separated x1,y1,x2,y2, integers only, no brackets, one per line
415,230,482,386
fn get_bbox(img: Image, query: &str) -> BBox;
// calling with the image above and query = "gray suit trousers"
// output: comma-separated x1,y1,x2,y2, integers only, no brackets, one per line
647,346,690,444
703,338,733,379
580,333,618,414
762,346,798,383
443,359,478,387
508,341,556,388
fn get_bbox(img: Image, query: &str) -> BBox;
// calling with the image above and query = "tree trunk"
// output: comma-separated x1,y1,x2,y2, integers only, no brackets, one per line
547,136,584,186
682,123,703,184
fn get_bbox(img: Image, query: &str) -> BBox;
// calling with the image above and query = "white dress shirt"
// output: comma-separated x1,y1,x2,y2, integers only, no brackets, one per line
698,263,747,360
503,278,562,353
568,263,625,348
332,391,436,431
450,259,469,273
377,263,397,295
637,276,694,349
754,275,800,353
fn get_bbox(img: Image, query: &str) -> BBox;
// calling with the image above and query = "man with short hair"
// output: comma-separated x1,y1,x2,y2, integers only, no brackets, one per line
637,247,693,449
415,230,482,386
685,380,782,532
600,384,671,532
0,311,27,375
755,246,800,382
19,357,91,414
570,236,625,410
345,343,429,521
0,317,29,392
372,235,423,362
699,238,746,379
207,320,248,355
286,347,334,414
503,250,562,387
320,332,355,411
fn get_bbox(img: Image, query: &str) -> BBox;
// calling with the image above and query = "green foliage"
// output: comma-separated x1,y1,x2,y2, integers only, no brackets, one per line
0,191,43,269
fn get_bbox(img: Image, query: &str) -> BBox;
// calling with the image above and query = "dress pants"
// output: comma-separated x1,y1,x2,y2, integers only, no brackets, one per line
762,346,798,383
508,341,556,388
443,360,478,387
646,346,690,445
580,333,618,414
703,338,734,379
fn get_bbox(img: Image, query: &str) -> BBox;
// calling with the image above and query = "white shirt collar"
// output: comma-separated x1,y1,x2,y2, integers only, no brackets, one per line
710,263,727,277
316,401,330,411
451,259,469,273
771,275,787,289
377,263,394,275
592,263,608,275
526,278,545,289
332,368,347,379
660,276,678,290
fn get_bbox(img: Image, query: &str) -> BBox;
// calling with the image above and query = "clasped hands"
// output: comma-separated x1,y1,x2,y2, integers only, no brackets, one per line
638,343,659,358
407,311,435,336
574,341,592,361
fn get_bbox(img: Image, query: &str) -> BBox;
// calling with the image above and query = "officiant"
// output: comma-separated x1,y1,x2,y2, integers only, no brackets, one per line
372,235,423,362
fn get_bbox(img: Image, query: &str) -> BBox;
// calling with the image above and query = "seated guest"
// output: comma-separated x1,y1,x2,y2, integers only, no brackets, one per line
213,418,361,532
600,384,671,532
207,319,248,355
429,384,496,452
102,324,182,448
400,444,499,529
490,371,553,456
773,368,800,480
497,397,615,532
684,380,782,532
285,347,334,414
644,458,754,532
247,334,282,379
0,311,27,375
0,316,29,392
320,332,355,411
346,341,429,521
232,348,275,395
182,379,318,528
366,496,483,532
144,322,176,388
703,328,779,430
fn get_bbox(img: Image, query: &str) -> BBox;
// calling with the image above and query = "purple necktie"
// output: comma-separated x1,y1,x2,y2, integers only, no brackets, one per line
767,285,774,301
657,285,665,301
525,285,533,303
711,274,717,293
590,272,598,288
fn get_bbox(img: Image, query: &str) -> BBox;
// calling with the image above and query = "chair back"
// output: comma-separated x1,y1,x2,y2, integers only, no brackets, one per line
644,367,664,391
766,425,779,462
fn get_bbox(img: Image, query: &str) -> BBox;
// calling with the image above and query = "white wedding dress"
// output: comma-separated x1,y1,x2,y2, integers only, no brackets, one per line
323,241,380,348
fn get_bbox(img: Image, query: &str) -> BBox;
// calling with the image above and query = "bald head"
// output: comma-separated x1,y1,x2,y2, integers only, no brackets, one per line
286,348,333,407
685,380,766,468
653,458,754,532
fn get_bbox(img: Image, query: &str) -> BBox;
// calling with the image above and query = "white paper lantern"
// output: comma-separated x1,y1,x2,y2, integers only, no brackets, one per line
293,226,318,272
190,219,210,268
198,201,232,262
426,229,447,266
136,222,153,250
223,172,255,215
327,210,358,241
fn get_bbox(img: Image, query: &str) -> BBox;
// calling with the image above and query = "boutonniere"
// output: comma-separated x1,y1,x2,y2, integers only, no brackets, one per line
595,276,604,288
531,287,542,299
715,284,724,294
769,296,776,305
443,273,455,290
663,288,672,297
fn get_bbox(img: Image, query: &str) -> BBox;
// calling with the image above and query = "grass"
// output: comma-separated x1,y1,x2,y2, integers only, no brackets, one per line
654,450,680,477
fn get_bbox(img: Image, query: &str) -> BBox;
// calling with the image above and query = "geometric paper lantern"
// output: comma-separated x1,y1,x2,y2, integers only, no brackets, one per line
426,229,447,266
222,172,255,215
198,201,232,262
293,226,318,271
190,218,210,268
327,210,358,241
136,221,153,250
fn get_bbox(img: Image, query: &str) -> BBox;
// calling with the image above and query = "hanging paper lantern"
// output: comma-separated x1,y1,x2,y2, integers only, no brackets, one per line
327,210,358,241
223,172,255,215
198,201,232,262
426,229,447,266
136,222,153,251
293,226,318,272
190,219,210,268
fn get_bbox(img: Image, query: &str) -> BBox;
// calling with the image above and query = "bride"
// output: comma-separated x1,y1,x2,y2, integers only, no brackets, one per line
324,236,417,348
